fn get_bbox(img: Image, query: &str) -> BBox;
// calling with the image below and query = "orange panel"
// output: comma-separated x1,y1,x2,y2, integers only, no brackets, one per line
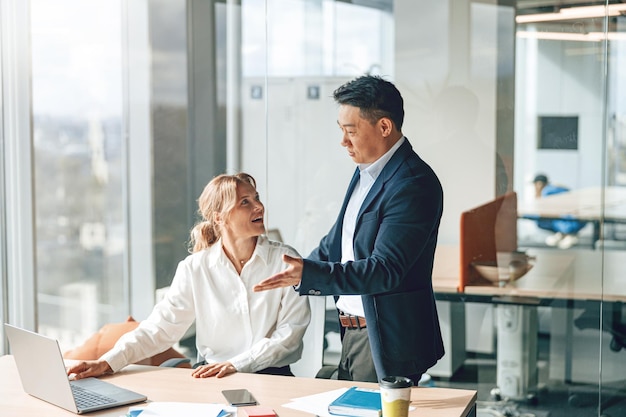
459,192,518,291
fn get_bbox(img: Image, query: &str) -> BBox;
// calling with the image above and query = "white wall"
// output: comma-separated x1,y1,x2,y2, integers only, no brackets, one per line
514,36,607,243
514,37,606,203
241,76,354,253
395,0,502,246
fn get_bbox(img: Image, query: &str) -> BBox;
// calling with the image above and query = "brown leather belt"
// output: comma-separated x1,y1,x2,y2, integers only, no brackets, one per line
339,312,366,329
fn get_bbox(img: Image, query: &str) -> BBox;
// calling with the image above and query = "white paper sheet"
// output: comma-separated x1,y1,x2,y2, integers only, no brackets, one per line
282,387,416,416
282,387,348,416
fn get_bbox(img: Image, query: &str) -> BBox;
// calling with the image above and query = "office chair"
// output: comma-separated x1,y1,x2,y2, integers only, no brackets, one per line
160,357,192,367
315,364,339,379
573,301,626,353
62,316,193,368
566,301,626,417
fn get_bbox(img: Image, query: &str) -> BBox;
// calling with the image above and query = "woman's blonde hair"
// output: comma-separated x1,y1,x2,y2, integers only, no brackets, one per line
188,172,257,253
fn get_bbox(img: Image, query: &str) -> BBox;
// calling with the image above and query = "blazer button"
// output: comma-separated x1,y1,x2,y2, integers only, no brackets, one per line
308,289,320,295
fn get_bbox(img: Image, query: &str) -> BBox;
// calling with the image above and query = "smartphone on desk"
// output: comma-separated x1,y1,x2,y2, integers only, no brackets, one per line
222,388,258,406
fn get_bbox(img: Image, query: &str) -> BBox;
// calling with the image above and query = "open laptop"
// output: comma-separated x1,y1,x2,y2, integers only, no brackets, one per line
4,323,147,414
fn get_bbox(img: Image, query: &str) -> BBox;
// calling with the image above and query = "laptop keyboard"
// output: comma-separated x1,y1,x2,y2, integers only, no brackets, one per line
71,384,117,409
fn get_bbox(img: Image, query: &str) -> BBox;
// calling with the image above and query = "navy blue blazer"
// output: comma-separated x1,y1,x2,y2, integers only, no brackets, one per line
299,139,445,379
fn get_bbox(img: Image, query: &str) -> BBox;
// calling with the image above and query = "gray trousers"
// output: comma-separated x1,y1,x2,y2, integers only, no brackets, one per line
337,327,425,385
338,327,378,383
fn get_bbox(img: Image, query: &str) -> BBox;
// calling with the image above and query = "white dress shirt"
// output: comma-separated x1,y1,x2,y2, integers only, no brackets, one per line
336,137,405,317
102,235,311,373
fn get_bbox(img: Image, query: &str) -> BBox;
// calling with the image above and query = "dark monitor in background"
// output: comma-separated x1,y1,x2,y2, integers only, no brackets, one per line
538,115,579,150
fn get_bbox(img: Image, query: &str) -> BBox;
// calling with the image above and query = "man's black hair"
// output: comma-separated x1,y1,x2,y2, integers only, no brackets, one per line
333,75,404,130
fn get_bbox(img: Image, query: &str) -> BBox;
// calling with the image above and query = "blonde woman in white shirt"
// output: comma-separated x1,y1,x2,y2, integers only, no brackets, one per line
68,173,311,379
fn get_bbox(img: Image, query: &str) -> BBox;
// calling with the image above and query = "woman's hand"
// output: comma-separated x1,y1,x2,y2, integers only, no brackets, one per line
66,360,113,380
191,362,237,378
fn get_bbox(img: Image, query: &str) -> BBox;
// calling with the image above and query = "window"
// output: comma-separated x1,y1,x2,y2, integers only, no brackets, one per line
30,0,127,348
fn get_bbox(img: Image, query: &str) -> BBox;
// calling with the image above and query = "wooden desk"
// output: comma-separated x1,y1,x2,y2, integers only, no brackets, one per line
518,186,626,221
517,186,626,246
0,355,477,417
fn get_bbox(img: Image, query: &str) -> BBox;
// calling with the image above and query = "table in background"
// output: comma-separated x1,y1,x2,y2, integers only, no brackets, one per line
433,244,626,302
518,186,626,247
431,245,626,396
0,355,477,417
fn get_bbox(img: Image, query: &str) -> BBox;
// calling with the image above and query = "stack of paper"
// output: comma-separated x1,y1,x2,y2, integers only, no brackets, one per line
282,388,349,417
282,387,415,416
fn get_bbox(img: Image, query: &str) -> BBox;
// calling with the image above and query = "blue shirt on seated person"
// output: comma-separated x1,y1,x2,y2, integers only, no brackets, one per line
532,174,587,248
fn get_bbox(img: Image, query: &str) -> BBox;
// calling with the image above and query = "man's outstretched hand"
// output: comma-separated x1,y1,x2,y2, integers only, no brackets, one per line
253,254,303,291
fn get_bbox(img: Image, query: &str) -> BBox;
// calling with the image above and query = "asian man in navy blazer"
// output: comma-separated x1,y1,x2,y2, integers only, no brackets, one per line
255,75,444,384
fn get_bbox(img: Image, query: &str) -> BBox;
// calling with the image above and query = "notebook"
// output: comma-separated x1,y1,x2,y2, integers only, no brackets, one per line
4,323,147,414
328,386,382,417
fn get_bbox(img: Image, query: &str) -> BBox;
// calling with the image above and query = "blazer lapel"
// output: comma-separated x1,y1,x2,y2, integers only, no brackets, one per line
356,139,413,220
338,167,361,221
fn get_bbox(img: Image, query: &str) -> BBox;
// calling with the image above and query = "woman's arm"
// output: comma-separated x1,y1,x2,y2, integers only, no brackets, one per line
100,260,197,372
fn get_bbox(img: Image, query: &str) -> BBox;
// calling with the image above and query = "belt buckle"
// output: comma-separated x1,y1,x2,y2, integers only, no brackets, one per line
342,312,363,329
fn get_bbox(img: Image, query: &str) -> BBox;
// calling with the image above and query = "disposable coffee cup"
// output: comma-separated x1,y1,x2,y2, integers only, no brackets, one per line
379,376,413,417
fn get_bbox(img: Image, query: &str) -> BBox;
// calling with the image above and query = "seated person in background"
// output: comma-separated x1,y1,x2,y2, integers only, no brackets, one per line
533,173,587,249
67,173,311,379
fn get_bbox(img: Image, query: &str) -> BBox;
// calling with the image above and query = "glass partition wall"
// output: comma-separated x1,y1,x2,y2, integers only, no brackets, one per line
1,0,625,416
514,4,625,417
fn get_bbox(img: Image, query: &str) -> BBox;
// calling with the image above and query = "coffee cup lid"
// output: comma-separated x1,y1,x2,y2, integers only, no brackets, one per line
379,376,414,388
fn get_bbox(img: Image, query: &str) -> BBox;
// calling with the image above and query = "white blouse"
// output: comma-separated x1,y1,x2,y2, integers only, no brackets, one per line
102,235,311,373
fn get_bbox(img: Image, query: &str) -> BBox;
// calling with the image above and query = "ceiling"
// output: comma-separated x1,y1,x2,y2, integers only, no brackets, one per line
345,0,626,16
516,0,626,15
343,0,626,30
514,0,626,36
